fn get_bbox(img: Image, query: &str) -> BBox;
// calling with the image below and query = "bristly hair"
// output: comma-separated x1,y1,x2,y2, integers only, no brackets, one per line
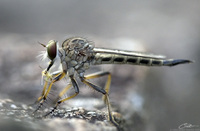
37,51,48,61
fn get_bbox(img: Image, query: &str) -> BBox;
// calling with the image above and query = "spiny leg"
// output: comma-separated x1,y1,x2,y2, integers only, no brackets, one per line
80,77,120,130
84,72,111,103
33,71,52,113
44,76,79,117
54,83,72,102
43,72,66,99
36,80,48,104
34,72,66,113
37,70,64,103
37,60,55,101
37,70,54,102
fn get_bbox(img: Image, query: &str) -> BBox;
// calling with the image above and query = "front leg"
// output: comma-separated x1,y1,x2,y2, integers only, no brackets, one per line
37,70,54,102
34,59,68,113
44,76,79,117
34,71,66,113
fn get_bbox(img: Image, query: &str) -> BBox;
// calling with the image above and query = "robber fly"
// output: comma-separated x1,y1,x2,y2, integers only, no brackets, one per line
35,37,192,130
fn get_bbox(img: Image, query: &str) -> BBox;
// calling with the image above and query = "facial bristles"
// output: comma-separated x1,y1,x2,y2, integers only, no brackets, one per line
37,51,48,61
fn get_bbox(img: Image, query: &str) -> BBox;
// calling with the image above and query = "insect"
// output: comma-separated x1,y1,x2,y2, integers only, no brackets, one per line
35,37,192,130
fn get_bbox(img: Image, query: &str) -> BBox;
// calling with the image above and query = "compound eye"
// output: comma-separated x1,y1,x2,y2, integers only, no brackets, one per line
47,40,57,60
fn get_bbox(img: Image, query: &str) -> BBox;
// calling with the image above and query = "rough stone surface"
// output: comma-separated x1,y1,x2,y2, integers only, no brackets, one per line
0,99,129,131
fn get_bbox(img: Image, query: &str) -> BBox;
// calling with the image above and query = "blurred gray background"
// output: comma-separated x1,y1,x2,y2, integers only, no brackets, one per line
0,0,199,131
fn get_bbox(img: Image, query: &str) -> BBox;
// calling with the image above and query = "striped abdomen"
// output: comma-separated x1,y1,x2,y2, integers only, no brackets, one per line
92,53,192,66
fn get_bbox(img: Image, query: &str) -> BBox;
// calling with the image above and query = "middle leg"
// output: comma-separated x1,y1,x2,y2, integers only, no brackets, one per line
44,76,79,117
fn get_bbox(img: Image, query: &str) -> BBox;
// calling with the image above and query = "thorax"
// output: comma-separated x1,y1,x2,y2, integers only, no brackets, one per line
61,37,95,76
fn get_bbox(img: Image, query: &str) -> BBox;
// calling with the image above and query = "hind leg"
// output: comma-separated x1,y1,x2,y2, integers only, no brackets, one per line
80,76,120,130
84,72,111,103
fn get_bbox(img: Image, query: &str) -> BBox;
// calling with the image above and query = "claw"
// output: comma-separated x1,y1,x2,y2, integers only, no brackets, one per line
43,105,57,118
33,98,45,114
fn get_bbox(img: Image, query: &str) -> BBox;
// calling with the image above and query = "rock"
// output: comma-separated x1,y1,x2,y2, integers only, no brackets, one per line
0,99,126,131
